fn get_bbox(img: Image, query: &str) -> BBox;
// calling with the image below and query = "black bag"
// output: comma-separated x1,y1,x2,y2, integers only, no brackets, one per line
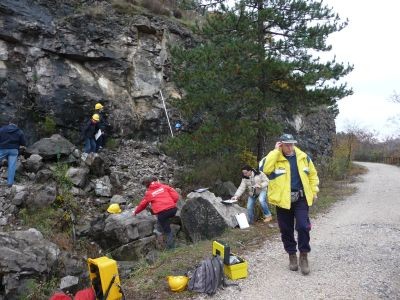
188,256,238,295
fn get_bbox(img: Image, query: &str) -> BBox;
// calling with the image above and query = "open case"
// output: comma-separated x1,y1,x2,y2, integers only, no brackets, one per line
212,240,248,280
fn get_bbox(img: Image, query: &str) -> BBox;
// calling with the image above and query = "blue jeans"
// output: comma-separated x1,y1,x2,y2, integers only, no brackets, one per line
247,190,271,224
84,138,97,153
0,148,18,185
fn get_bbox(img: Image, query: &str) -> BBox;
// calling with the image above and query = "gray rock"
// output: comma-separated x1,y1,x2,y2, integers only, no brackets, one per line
110,195,126,204
66,166,89,188
60,275,79,291
0,228,60,298
26,135,75,160
24,154,43,172
26,182,57,207
93,176,112,197
181,191,247,242
110,236,157,261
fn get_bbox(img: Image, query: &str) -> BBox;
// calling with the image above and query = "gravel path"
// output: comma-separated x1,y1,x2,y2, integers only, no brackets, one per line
196,162,400,299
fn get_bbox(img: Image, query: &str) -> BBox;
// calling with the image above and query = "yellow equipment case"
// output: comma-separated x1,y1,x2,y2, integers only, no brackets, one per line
212,240,248,280
87,256,123,300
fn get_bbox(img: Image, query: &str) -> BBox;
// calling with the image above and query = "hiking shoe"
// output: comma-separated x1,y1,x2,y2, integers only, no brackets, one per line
263,215,273,223
81,153,88,161
299,252,310,275
289,254,298,271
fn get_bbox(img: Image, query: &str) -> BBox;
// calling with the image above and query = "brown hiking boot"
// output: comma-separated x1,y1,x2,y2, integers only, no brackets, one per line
299,252,310,275
263,215,273,223
289,254,298,271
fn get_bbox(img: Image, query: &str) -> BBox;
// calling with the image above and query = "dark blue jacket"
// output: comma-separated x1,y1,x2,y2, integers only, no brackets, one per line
0,124,26,149
82,120,98,139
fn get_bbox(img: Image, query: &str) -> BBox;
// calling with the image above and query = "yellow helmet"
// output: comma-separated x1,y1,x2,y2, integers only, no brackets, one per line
92,114,100,121
95,103,104,110
166,276,189,292
107,203,121,214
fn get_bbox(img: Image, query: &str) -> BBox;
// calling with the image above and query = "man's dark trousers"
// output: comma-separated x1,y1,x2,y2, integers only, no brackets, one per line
276,197,311,254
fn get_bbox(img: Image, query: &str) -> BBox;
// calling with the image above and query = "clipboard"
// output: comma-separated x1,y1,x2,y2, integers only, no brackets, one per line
221,199,238,204
193,187,209,193
95,129,102,140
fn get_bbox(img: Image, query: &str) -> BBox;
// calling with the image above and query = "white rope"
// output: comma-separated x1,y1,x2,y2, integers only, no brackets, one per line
160,90,174,137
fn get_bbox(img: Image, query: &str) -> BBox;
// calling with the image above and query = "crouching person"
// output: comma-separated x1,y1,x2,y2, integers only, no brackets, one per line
133,176,180,249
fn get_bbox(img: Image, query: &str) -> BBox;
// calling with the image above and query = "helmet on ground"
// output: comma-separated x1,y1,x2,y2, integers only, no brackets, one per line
92,114,100,121
95,103,104,110
166,276,189,292
107,203,121,214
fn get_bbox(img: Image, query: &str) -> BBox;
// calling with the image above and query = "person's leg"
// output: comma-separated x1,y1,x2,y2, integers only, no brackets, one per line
246,196,256,224
294,198,311,253
84,138,91,153
0,149,7,166
276,206,296,254
95,135,104,152
90,138,97,153
257,190,272,219
6,149,18,186
99,133,106,147
276,205,298,271
0,149,9,184
294,197,311,275
157,208,177,249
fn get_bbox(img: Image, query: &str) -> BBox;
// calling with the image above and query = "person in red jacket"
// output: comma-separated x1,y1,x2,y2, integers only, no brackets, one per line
133,176,180,249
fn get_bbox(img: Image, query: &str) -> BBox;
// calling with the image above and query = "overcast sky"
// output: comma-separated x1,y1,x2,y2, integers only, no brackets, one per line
324,0,400,138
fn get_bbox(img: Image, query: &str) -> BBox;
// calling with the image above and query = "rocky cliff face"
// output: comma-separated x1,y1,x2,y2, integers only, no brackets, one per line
0,0,336,155
0,0,193,144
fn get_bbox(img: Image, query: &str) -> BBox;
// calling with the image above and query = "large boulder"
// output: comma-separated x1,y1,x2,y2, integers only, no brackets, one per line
110,236,157,261
26,134,75,160
90,210,156,250
26,182,57,208
66,166,90,188
180,191,247,242
0,228,60,299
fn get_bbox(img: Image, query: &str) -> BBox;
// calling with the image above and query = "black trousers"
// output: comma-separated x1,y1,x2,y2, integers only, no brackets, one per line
157,207,177,234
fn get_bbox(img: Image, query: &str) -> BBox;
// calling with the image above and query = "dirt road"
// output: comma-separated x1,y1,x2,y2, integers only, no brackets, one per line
197,162,400,299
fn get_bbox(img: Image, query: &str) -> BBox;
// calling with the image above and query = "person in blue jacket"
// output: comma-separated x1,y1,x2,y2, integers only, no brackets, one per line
0,119,26,187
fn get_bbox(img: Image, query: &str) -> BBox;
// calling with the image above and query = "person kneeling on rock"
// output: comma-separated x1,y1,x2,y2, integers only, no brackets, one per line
132,176,180,249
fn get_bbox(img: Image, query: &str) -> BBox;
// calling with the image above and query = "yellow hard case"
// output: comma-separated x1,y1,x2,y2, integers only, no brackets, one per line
212,240,248,280
87,256,123,300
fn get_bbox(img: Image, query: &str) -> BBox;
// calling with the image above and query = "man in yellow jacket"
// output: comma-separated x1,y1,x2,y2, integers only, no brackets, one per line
259,134,319,275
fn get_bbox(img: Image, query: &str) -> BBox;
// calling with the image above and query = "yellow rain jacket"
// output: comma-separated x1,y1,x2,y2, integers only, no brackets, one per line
259,147,319,209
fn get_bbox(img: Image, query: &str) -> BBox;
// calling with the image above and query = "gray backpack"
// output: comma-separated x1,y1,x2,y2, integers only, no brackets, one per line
188,256,237,295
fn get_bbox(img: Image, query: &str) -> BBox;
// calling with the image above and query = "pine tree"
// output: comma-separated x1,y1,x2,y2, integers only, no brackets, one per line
169,0,353,163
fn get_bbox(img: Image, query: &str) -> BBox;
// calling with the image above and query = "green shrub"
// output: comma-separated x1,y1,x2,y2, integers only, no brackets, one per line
141,0,170,16
111,0,138,14
19,207,68,236
105,138,119,150
54,163,73,191
41,116,57,136
173,9,183,18
20,277,58,300
175,156,239,194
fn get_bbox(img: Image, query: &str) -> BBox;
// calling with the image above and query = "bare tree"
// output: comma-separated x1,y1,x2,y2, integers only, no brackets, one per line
389,90,400,103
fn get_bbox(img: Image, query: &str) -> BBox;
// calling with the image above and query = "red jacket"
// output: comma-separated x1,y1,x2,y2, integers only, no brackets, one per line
135,182,179,215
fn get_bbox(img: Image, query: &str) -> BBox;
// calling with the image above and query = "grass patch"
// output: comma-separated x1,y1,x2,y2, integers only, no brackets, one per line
105,138,119,150
19,207,70,237
19,278,59,300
